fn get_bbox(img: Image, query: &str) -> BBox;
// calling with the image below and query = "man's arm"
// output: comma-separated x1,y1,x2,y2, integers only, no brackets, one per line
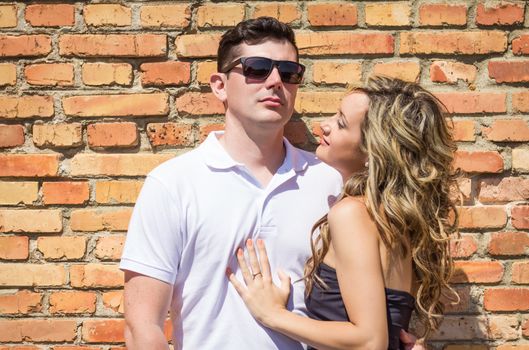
124,271,173,350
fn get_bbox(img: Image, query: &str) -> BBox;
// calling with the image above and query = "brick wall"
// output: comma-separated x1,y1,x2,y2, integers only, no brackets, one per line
0,1,528,348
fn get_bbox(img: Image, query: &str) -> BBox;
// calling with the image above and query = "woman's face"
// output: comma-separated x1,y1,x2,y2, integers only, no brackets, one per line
315,92,370,180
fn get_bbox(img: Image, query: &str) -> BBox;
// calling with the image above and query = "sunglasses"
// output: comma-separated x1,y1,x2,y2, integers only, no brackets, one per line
222,56,305,84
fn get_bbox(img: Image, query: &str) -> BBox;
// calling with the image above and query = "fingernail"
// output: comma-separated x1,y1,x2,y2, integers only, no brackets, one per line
257,239,263,247
237,248,243,257
247,239,253,247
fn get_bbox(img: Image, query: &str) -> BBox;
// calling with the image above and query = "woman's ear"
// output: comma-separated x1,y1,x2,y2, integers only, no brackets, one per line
210,73,228,103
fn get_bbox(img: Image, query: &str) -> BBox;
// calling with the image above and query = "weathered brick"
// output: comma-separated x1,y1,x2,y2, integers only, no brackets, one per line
84,4,131,27
63,93,168,117
70,264,123,288
82,319,125,343
175,33,221,58
435,92,506,114
52,347,101,350
37,236,86,260
451,120,476,141
450,177,472,204
0,182,38,205
297,32,394,55
457,206,507,229
197,4,245,28
452,261,504,283
484,288,529,311
0,154,59,177
512,261,529,284
312,61,362,85
49,291,96,314
0,95,54,119
430,61,477,84
0,290,42,314
33,123,82,148
0,124,24,147
513,34,529,55
70,208,132,232
0,236,29,260
176,92,225,116
476,2,525,26
70,154,173,177
0,209,62,233
0,264,66,287
371,61,420,82
42,181,89,205
497,345,529,350
431,315,518,340
24,63,74,86
95,235,125,260
196,60,217,85
307,3,357,27
102,290,123,313
25,4,75,27
82,63,132,86
513,149,529,172
0,5,17,28
513,91,529,112
400,31,507,55
295,92,344,114
488,231,529,256
147,122,194,147
453,151,504,173
140,61,191,86
418,3,467,26
95,180,143,204
199,123,225,142
140,4,191,28
365,2,411,27
252,3,300,24
0,35,51,57
450,235,478,258
284,120,309,146
489,60,529,83
0,63,16,85
59,34,166,57
0,319,76,342
512,205,529,229
524,316,529,337
483,119,529,141
479,177,529,203
443,286,471,313
87,122,138,148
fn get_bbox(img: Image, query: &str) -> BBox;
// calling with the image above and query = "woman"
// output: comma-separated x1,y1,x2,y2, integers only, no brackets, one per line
228,76,460,349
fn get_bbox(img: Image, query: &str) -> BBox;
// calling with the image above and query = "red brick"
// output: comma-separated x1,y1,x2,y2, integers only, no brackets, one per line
453,151,504,174
70,154,173,177
484,288,529,311
0,35,51,57
295,91,344,114
400,31,507,55
312,61,362,85
82,319,125,343
0,346,42,350
147,122,194,147
82,63,132,86
430,61,477,84
513,91,529,112
512,205,529,229
488,231,529,256
371,61,420,82
0,95,54,119
497,345,529,350
84,4,131,27
513,262,529,284
140,61,190,86
196,4,244,28
37,236,86,260
298,32,394,55
140,4,191,28
196,61,217,85
42,181,89,205
483,118,529,141
59,34,166,57
365,2,411,26
479,177,529,203
49,291,96,314
25,4,75,27
452,261,504,283
0,319,76,342
435,92,506,114
70,208,132,232
307,3,357,27
524,316,529,337
0,263,66,286
0,209,62,233
24,63,74,86
489,60,529,83
0,63,16,85
431,315,518,340
450,235,478,258
95,180,143,204
70,264,123,288
0,154,60,177
33,123,82,148
87,122,138,148
0,182,38,205
63,93,168,117
513,34,529,55
0,290,42,314
0,124,24,147
175,33,221,58
418,3,467,26
451,120,476,141
102,290,123,313
95,235,125,261
252,3,301,24
176,92,224,116
457,206,507,229
52,347,101,350
476,2,525,26
0,236,29,260
451,177,472,204
0,5,17,28
199,123,225,142
513,149,529,172
284,120,309,146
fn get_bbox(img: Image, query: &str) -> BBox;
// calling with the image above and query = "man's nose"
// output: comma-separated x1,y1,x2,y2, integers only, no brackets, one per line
265,65,282,88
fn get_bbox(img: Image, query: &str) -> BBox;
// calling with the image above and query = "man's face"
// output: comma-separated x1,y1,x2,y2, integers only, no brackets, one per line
222,39,300,131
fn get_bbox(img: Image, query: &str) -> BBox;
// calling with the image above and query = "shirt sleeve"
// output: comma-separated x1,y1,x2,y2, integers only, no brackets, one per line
119,174,183,284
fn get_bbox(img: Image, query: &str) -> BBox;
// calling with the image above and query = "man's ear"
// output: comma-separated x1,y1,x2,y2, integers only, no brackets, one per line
210,73,228,103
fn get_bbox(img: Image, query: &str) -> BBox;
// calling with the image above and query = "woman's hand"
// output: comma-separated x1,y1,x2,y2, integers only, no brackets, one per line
227,239,291,328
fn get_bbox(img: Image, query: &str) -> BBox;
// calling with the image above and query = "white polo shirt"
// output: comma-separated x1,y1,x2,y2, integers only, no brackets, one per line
120,132,342,349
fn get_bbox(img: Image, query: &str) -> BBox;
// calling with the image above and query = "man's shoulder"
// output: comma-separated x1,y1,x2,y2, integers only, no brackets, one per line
148,146,204,182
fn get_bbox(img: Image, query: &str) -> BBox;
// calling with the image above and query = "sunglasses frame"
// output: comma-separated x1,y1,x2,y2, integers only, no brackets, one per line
221,56,306,84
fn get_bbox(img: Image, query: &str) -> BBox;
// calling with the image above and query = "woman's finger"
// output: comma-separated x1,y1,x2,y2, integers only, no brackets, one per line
256,239,272,280
236,247,253,285
226,267,246,297
246,239,262,279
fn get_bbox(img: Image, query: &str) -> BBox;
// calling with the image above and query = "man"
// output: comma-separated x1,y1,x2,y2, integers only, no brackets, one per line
121,17,419,349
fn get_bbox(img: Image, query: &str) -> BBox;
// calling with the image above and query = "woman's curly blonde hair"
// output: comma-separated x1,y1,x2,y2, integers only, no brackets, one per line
304,76,460,338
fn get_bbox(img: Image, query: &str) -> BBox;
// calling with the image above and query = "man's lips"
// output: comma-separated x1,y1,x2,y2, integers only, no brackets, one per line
260,97,283,105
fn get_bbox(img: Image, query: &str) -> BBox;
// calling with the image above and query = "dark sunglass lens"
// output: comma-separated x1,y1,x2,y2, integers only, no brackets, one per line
243,58,272,79
278,62,304,84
